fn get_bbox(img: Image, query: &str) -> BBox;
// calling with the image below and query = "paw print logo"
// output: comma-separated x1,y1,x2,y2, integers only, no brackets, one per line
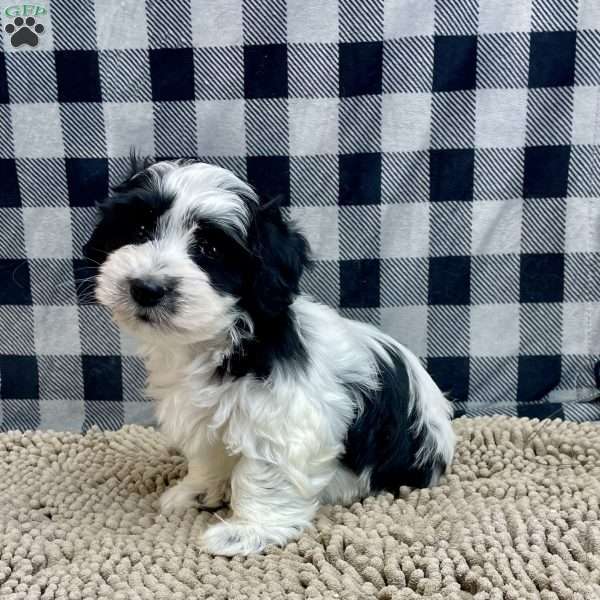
4,16,45,48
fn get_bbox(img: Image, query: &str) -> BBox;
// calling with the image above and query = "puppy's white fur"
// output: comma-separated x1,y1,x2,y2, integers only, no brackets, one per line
93,161,455,556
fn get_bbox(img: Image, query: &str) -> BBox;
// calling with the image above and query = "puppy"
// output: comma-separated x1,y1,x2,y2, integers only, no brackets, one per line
84,157,455,556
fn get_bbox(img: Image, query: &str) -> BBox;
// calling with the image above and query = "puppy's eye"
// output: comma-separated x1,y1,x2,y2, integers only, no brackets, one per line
197,239,218,258
136,223,151,242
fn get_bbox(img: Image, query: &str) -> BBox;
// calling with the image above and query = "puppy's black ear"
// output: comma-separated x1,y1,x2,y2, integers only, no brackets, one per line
247,204,310,318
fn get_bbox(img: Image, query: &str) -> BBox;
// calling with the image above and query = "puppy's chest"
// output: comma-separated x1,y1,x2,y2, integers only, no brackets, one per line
144,354,239,451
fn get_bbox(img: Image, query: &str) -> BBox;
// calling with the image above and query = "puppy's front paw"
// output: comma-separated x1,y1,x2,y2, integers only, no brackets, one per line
159,483,198,514
201,520,301,556
198,479,230,510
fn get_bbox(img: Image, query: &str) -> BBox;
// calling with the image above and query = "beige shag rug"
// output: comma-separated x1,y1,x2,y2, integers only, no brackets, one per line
2,417,600,599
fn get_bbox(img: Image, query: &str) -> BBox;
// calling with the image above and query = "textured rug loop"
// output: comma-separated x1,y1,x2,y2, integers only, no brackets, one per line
2,417,600,599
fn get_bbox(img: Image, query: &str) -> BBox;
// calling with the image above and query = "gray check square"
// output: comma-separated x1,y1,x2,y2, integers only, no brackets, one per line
471,254,520,304
474,148,524,201
5,51,58,102
245,99,288,156
16,158,69,207
382,151,429,203
30,259,77,305
290,155,339,206
299,260,340,307
78,305,121,355
526,87,573,146
339,205,381,260
476,33,529,89
155,101,197,158
427,305,470,357
38,355,84,400
522,198,567,254
0,306,35,354
431,91,476,150
289,43,338,98
340,96,382,154
60,104,106,158
383,37,434,93
520,303,563,355
430,202,472,257
381,258,428,306
99,50,152,102
0,208,25,258
194,47,244,100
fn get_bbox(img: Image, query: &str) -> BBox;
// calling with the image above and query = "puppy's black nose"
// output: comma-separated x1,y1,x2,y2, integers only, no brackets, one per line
130,278,166,307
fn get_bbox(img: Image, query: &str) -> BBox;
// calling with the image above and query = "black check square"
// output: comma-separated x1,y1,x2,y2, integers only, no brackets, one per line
430,149,474,202
517,355,561,403
244,44,288,99
66,159,109,207
247,156,290,205
0,159,20,207
82,355,122,401
55,51,102,103
517,403,564,420
340,259,380,308
523,145,570,198
429,256,471,305
0,259,31,304
433,35,477,92
428,356,469,402
0,356,38,399
150,48,194,101
340,42,383,97
339,153,381,206
528,31,577,88
520,253,564,303
0,52,8,104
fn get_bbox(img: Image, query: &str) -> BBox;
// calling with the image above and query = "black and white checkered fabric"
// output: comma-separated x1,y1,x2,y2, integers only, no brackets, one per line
0,0,599,431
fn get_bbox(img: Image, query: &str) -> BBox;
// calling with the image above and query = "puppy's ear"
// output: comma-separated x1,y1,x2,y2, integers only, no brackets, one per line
247,204,310,318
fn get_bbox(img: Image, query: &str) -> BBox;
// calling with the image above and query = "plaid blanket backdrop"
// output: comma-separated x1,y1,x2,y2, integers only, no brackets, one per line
0,0,599,431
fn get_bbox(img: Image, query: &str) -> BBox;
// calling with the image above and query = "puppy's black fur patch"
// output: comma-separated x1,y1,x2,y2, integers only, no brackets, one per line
342,351,443,491
83,155,174,266
214,204,310,379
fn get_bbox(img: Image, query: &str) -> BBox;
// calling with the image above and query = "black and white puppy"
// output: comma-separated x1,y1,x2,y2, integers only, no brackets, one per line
84,157,455,556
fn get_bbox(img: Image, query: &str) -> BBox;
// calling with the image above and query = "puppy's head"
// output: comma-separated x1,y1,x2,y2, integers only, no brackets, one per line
84,157,309,347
